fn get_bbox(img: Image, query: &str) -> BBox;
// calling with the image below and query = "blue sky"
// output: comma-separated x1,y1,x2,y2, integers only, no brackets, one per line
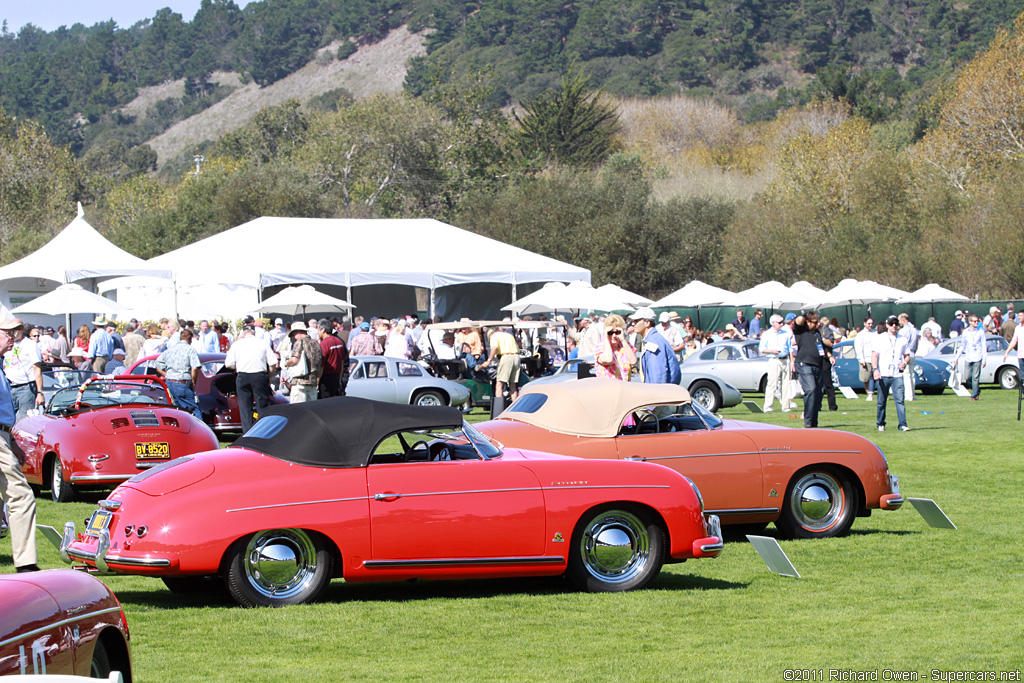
1,1,254,33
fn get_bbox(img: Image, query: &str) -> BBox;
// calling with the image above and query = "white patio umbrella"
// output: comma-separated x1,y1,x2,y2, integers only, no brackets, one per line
652,280,736,330
790,280,832,303
502,281,633,316
728,280,818,310
596,283,653,307
253,284,355,318
862,280,911,301
11,283,128,317
817,279,895,328
652,280,734,308
896,284,969,304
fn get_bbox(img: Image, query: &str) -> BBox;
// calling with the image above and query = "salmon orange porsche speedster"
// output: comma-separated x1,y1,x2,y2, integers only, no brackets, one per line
474,379,904,540
58,397,723,607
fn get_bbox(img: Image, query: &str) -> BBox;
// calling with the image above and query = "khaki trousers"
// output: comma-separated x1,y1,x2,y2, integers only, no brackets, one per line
763,357,787,411
0,430,37,567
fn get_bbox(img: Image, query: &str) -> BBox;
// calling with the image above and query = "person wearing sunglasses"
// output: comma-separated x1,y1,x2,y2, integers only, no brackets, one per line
594,314,636,381
953,314,986,401
871,316,911,431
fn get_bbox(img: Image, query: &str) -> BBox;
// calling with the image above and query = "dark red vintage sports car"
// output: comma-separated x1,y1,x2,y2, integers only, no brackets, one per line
57,397,723,607
475,379,904,540
14,375,220,502
129,353,287,435
0,569,132,679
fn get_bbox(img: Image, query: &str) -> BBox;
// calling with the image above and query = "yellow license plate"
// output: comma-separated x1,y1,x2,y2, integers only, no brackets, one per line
135,442,170,459
85,509,112,536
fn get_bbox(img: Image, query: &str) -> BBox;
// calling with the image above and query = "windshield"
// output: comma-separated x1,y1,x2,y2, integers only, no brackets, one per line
369,422,502,463
681,400,723,429
42,369,98,392
48,380,172,414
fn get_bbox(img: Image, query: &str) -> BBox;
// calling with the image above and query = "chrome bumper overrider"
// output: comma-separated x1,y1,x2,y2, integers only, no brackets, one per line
58,521,172,572
700,515,725,554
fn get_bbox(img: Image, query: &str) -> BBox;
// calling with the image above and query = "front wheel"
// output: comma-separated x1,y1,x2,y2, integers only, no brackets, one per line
51,458,75,503
225,529,332,607
688,380,722,413
89,638,111,678
998,367,1020,390
567,506,664,592
413,389,446,407
776,468,857,539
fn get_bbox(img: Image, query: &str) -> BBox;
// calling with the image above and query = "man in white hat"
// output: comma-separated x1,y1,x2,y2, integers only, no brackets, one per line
87,317,114,372
2,317,44,420
658,311,686,362
629,307,680,385
0,318,40,572
283,322,322,403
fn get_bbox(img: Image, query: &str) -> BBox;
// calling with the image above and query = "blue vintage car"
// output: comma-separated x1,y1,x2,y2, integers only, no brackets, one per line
832,340,949,395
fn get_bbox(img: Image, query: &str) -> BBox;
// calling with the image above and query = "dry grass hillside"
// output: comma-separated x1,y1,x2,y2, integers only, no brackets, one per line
125,26,427,168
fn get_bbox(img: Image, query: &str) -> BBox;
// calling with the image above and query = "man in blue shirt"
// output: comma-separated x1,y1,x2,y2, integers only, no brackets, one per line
0,319,39,572
759,314,793,412
629,308,681,385
87,317,114,372
953,314,986,400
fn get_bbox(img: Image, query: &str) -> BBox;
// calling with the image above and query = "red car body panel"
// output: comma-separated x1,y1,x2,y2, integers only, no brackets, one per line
0,569,131,679
65,445,718,583
14,377,220,496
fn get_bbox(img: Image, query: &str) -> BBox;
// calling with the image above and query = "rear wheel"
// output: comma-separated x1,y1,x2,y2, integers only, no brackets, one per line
567,506,664,592
50,458,75,503
689,380,722,413
998,367,1020,390
413,390,446,407
776,467,857,539
225,529,332,607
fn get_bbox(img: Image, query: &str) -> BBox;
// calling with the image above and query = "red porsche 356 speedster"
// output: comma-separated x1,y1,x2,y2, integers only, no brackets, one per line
14,375,220,502
58,397,723,607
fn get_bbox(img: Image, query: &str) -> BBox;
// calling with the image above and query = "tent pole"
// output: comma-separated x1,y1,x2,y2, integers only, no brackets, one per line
429,276,436,321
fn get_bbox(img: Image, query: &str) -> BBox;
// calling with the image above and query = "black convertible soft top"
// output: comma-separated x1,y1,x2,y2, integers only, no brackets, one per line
232,397,463,468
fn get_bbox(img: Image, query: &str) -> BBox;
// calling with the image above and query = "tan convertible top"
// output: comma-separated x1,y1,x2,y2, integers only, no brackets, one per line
499,378,691,438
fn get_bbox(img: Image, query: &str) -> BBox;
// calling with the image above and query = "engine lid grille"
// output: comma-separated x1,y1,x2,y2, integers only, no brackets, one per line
129,411,160,428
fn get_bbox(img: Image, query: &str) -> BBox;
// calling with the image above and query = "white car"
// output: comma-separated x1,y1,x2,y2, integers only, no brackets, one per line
923,334,1020,389
346,355,471,407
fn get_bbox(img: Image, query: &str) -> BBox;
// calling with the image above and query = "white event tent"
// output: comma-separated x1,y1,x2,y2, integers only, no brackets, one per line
135,216,590,320
0,204,170,329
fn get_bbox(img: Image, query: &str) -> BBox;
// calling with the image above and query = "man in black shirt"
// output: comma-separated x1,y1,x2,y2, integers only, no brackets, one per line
792,311,830,428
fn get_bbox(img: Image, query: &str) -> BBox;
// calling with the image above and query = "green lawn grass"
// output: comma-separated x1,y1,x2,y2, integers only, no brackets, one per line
15,388,1024,681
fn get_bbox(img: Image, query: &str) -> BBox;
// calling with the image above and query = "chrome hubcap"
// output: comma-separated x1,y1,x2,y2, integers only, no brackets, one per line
417,394,442,406
580,511,650,583
244,529,317,599
790,473,844,531
52,461,63,497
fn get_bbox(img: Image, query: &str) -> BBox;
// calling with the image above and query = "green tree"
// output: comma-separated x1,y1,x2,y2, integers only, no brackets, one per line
514,66,621,168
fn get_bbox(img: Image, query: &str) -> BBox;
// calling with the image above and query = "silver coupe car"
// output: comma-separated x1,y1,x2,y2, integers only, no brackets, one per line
346,355,471,407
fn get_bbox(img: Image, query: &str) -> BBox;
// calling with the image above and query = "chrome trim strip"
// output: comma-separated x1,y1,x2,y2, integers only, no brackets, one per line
364,556,564,568
227,484,670,512
387,485,668,499
227,496,368,513
67,547,172,568
0,606,123,649
644,450,862,460
70,474,133,483
705,507,779,515
700,541,726,553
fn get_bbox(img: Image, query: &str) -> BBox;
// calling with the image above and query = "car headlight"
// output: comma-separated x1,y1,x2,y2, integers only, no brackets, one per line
914,365,923,376
683,476,704,512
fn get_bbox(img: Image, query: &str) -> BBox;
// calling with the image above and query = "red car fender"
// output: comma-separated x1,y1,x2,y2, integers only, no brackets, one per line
510,453,711,562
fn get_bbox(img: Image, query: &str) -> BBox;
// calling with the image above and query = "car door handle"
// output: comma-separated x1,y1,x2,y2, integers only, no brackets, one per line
373,492,403,501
